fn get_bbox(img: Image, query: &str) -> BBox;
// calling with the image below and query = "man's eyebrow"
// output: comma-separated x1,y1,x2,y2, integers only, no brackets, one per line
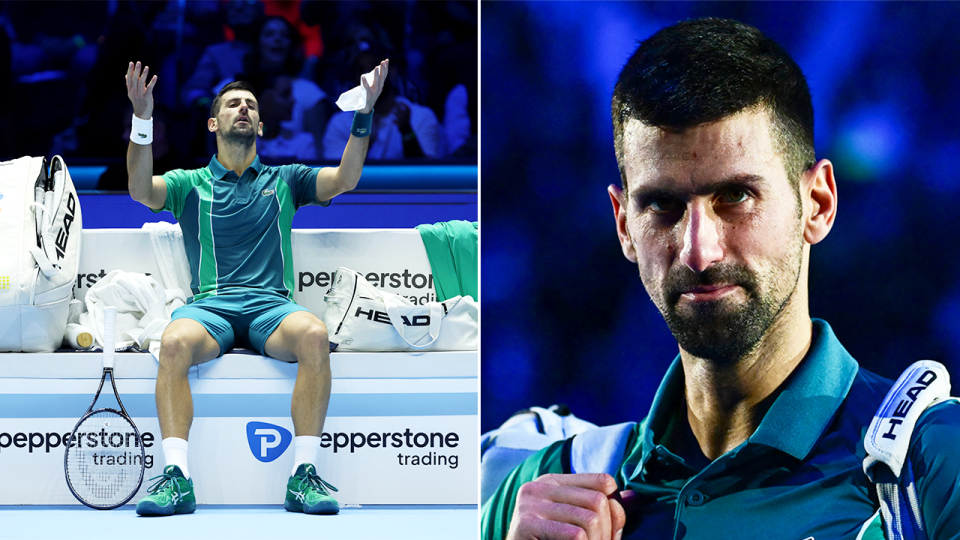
630,174,769,199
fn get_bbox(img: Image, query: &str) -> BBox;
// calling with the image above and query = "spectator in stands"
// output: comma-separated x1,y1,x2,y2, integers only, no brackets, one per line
302,2,404,99
439,41,477,157
50,2,169,158
249,72,318,162
323,50,441,160
211,16,331,158
97,104,194,191
180,0,265,112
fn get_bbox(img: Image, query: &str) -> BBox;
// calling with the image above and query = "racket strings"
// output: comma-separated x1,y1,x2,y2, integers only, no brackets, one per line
65,410,144,508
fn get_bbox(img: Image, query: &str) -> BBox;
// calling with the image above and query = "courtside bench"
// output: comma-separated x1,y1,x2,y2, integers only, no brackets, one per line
0,229,478,505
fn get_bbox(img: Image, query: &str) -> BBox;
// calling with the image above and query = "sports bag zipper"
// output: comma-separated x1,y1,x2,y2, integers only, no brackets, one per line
334,275,358,336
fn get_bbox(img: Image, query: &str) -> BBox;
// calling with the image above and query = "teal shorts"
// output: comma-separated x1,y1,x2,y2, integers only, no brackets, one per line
170,290,310,356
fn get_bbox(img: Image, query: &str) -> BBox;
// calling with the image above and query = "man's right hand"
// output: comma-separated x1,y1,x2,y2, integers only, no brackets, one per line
506,473,627,540
125,61,157,120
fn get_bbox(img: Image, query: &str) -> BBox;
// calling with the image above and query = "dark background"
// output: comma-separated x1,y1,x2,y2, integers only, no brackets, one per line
480,1,960,432
0,0,477,167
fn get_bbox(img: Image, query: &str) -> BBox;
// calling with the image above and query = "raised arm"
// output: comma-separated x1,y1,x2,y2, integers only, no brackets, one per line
125,61,167,210
314,59,389,202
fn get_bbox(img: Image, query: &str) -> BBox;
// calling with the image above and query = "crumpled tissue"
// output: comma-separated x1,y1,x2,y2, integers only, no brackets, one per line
335,67,378,112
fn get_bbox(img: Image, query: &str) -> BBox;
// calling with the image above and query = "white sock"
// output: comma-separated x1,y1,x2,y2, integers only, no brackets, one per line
292,436,322,475
162,437,190,479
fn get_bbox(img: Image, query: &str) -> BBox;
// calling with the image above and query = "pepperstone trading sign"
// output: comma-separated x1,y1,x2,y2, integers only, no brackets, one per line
0,352,478,505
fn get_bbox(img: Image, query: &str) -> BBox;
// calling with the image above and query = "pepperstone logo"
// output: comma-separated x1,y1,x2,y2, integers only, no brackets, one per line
0,428,156,469
298,268,437,305
318,427,460,469
246,421,292,463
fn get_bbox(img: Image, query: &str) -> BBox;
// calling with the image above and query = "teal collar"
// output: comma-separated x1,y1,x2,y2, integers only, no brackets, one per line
208,154,262,181
636,319,859,472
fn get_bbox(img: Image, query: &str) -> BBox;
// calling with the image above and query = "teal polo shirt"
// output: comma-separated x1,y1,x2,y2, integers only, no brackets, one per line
481,320,960,539
154,155,329,300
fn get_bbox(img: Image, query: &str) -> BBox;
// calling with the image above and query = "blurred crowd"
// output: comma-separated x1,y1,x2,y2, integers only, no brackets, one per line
0,0,477,189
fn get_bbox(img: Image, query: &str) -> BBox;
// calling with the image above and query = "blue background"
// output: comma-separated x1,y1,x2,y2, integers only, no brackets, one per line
480,1,960,432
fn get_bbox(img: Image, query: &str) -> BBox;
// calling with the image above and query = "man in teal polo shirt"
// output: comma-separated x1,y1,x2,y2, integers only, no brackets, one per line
482,19,960,540
123,58,388,516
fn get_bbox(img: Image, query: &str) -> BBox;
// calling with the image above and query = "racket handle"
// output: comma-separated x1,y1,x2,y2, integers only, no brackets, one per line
103,306,117,369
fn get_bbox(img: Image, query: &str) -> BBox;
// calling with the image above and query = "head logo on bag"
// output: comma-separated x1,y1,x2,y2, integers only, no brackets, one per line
353,306,430,326
246,421,292,462
55,193,77,259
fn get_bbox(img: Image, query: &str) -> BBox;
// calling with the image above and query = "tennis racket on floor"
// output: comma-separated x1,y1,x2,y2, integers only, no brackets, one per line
64,306,146,509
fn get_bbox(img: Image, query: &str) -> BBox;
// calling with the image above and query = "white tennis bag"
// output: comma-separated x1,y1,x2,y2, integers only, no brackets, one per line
0,156,82,352
323,266,478,351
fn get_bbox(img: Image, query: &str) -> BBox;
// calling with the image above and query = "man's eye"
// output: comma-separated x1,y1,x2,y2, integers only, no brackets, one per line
720,189,749,204
647,197,683,213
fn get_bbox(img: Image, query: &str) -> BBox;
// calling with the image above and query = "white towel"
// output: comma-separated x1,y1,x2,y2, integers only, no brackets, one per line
143,221,193,298
78,270,187,358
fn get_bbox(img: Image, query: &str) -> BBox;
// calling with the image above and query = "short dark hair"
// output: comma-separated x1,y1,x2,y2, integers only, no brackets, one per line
210,81,257,118
612,18,815,190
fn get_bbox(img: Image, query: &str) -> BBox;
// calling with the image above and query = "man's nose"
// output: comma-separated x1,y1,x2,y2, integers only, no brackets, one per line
679,201,723,273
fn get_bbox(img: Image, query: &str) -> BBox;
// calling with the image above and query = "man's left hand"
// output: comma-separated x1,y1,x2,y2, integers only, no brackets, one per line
360,59,389,115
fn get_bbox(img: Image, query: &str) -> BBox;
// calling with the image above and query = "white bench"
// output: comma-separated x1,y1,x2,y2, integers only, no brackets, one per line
76,228,444,318
0,228,477,505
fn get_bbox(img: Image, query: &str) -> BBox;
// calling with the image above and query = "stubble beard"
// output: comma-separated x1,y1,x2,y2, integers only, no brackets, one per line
644,228,805,367
220,122,257,149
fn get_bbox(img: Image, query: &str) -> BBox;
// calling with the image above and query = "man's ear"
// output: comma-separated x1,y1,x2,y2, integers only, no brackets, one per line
207,117,217,133
258,122,263,137
608,183,637,263
801,159,837,245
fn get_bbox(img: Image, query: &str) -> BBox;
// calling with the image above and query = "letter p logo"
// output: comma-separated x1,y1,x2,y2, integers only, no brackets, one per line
246,421,292,463
255,429,280,457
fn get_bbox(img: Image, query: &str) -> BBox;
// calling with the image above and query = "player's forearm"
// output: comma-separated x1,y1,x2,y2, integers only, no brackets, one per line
127,141,154,202
335,134,370,192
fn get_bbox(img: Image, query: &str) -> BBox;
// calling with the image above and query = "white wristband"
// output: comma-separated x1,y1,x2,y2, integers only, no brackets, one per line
130,114,153,145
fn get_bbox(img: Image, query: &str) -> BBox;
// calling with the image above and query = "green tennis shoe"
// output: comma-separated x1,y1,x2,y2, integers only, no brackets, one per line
135,465,196,516
284,463,339,514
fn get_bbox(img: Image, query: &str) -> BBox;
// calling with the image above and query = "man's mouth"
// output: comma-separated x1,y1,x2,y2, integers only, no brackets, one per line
678,284,739,302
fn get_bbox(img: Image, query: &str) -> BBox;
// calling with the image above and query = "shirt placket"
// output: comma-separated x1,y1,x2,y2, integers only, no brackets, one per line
638,443,749,540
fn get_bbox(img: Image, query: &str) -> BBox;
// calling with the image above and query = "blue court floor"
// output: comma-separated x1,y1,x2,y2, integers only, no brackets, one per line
0,504,479,540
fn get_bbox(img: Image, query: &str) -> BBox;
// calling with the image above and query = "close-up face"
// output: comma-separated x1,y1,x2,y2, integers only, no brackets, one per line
211,89,262,143
613,109,806,362
260,19,292,66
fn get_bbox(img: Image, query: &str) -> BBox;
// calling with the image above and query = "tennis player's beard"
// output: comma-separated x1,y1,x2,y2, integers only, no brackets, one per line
651,244,803,367
221,124,256,148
